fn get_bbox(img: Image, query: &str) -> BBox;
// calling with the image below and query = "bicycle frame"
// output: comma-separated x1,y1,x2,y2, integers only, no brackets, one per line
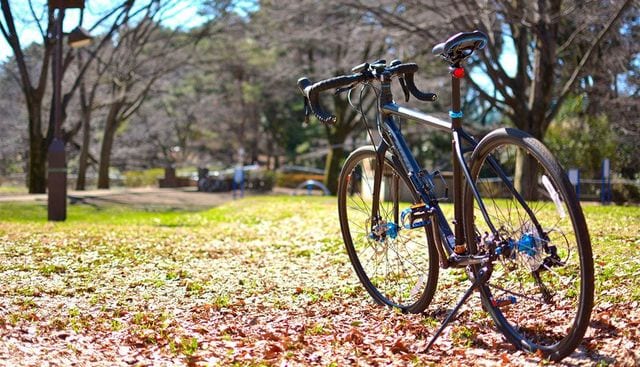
317,39,593,359
368,71,499,259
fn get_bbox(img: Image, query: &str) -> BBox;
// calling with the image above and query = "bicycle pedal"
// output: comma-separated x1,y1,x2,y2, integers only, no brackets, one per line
401,203,431,229
447,253,486,267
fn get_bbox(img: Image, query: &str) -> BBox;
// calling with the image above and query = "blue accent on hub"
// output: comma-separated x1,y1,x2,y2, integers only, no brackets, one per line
517,233,537,256
386,222,399,239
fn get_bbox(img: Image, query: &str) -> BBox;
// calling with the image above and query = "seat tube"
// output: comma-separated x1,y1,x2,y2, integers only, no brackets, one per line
450,67,466,252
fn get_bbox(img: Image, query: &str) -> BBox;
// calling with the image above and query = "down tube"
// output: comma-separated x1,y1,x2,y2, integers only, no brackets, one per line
383,115,455,247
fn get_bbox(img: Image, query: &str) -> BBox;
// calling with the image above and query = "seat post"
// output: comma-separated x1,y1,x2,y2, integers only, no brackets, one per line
450,64,467,252
450,66,463,130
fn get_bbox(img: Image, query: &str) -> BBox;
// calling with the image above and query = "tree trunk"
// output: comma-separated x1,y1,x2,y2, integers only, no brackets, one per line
97,103,123,189
76,112,91,190
513,111,544,201
323,128,349,195
515,149,539,201
324,143,345,195
28,133,47,194
322,95,357,195
97,122,115,189
27,102,47,193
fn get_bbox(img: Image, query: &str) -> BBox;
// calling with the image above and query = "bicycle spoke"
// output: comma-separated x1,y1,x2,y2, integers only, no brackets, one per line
340,152,436,310
467,131,592,359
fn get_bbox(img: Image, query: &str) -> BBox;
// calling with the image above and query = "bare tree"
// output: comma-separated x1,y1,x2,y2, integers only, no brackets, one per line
115,71,216,170
94,6,185,188
257,0,399,193
0,0,146,193
73,48,107,190
92,0,244,188
0,62,28,176
349,0,634,197
576,5,640,178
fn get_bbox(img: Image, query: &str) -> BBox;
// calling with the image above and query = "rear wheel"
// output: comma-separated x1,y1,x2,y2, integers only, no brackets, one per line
338,146,439,313
464,128,593,361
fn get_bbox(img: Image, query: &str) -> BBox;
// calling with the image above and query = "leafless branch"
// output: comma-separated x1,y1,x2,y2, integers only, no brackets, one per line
556,23,589,55
27,0,45,39
548,0,633,124
1,0,33,91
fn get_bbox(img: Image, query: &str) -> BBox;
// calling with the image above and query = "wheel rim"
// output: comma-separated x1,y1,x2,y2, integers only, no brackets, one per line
341,153,433,309
470,141,588,351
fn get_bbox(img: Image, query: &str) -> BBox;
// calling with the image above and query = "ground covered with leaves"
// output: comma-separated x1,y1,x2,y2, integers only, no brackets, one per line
0,197,639,366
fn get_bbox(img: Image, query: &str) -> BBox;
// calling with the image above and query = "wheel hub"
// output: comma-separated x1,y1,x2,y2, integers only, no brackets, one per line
514,232,545,271
368,221,399,241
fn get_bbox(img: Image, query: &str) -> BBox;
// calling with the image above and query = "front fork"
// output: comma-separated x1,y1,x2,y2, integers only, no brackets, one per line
369,142,389,235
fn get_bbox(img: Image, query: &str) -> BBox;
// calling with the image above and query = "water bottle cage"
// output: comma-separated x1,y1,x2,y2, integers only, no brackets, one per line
432,170,449,201
415,170,435,193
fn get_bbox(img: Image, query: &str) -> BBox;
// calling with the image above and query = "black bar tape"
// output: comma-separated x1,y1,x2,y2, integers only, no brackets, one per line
404,73,438,102
386,62,419,76
297,77,312,92
297,74,367,125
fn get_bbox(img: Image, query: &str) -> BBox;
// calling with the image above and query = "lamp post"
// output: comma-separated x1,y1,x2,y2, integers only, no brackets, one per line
47,0,92,221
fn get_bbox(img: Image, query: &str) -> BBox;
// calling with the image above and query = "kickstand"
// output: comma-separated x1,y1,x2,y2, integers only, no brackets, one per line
424,265,491,352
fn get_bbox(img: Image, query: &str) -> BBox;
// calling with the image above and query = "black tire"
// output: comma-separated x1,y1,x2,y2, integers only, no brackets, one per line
463,128,594,361
338,146,439,313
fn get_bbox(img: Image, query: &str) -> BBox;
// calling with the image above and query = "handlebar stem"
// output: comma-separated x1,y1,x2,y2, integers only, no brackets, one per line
379,71,394,114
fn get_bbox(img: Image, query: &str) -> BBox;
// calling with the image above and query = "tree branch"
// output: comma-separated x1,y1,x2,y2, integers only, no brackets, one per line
34,8,56,97
0,13,10,41
466,74,509,113
548,0,633,124
1,0,33,91
28,0,45,39
61,1,136,113
556,23,588,55
482,28,516,91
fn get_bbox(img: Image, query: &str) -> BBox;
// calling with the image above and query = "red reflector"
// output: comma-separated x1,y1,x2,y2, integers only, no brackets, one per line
452,67,465,79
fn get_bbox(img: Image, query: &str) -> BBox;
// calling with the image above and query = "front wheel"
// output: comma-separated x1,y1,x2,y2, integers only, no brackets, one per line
338,146,439,313
463,128,593,361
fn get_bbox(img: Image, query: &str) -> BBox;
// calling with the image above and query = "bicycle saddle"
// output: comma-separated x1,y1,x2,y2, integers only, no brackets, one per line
432,31,488,63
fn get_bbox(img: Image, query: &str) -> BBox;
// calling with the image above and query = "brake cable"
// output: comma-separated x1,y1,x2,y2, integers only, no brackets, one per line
347,81,385,150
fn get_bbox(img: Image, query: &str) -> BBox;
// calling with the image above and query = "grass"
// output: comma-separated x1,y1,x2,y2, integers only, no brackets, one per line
0,196,638,365
1,199,638,302
0,201,201,224
0,185,27,195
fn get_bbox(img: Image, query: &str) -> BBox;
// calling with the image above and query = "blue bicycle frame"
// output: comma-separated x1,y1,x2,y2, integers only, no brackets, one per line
367,71,499,261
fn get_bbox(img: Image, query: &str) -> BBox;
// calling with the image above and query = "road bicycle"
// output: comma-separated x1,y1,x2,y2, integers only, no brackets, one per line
297,31,593,361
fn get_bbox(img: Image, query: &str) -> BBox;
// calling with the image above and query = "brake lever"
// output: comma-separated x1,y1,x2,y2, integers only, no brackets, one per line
398,76,410,102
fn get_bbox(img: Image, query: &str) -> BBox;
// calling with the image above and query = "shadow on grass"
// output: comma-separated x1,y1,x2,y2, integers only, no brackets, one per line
0,199,212,227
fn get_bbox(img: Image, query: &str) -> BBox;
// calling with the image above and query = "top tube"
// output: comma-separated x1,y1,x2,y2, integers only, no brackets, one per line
382,103,451,132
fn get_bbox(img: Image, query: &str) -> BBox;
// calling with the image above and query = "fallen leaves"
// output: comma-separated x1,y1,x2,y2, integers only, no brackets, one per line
0,197,639,366
344,327,364,345
389,339,410,354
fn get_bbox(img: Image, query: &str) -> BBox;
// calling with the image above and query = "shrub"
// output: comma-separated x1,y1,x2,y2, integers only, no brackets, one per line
123,168,165,187
611,182,640,204
276,172,325,188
